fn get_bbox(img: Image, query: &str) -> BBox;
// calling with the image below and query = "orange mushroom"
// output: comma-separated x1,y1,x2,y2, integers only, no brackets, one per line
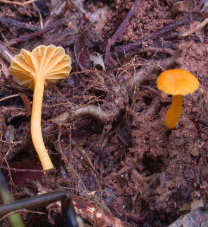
9,45,72,171
157,69,199,129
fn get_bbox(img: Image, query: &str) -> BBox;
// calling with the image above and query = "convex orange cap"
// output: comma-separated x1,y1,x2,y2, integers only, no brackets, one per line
157,69,199,96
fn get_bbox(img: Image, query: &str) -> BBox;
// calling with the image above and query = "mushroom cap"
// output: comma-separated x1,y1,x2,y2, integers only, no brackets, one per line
9,45,71,89
157,69,199,95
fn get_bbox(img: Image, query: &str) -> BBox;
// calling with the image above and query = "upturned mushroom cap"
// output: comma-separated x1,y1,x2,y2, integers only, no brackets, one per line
9,45,71,89
157,69,199,95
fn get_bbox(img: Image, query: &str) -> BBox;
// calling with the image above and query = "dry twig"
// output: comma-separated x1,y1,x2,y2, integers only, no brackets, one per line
0,0,37,6
104,0,142,68
0,42,14,63
115,16,189,54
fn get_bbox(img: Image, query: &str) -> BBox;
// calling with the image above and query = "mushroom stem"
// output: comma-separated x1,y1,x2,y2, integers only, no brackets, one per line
31,77,54,171
165,95,183,129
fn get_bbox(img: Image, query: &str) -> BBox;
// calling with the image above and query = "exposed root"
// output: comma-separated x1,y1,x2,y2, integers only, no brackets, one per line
182,18,208,42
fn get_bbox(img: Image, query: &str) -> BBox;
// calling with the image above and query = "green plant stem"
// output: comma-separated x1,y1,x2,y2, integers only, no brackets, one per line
0,170,24,227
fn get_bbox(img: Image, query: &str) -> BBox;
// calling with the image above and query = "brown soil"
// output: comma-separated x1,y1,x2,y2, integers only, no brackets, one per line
0,0,208,226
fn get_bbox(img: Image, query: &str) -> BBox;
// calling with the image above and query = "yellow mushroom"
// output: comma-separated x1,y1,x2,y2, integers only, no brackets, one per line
9,45,72,171
157,69,199,129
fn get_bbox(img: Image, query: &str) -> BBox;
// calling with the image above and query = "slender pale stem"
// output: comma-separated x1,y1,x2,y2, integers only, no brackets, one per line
165,95,183,129
31,76,54,171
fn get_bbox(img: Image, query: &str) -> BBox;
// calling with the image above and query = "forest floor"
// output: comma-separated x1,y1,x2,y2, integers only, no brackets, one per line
1,0,208,226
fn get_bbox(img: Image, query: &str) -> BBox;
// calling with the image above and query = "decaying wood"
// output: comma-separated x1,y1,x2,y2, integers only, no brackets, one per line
168,208,208,227
71,195,132,227
0,16,39,31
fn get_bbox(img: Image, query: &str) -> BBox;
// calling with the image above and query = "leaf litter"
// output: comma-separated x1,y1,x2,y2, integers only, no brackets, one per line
1,0,208,226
